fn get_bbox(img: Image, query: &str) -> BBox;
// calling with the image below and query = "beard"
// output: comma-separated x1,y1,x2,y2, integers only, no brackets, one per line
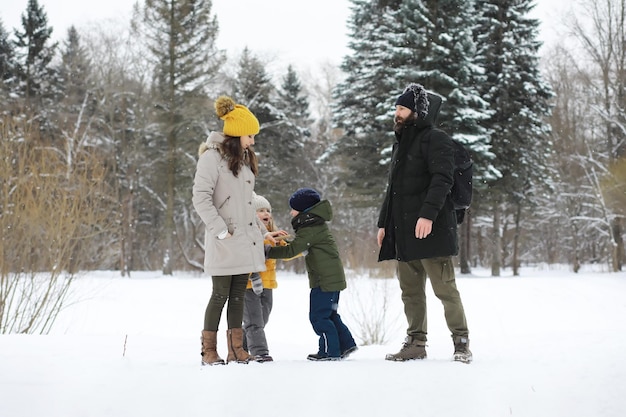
393,112,417,134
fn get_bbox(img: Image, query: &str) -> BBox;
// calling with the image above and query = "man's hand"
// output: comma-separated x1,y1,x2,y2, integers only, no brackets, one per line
415,218,433,239
377,228,385,247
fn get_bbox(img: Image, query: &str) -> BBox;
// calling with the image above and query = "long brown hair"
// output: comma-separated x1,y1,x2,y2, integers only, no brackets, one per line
219,135,258,177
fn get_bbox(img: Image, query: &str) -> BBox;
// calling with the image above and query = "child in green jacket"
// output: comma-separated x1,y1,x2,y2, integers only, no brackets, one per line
266,187,358,361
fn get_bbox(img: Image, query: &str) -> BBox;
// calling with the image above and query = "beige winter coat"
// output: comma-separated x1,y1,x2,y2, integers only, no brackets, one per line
192,132,266,276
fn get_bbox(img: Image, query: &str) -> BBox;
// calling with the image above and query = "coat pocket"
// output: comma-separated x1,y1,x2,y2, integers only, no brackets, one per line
218,195,231,210
208,232,248,270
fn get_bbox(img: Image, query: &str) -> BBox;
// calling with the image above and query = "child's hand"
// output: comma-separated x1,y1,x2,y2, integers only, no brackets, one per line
264,230,289,244
273,231,292,241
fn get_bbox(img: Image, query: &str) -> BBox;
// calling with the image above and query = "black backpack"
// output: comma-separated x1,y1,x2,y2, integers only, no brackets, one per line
421,92,473,223
450,139,473,211
421,132,473,224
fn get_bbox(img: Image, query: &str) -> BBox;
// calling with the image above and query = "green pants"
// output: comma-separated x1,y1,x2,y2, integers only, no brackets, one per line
204,274,249,331
397,257,469,341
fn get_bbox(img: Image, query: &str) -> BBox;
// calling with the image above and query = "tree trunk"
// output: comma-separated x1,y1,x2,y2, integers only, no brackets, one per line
491,201,501,277
572,223,580,273
459,210,471,274
163,122,176,276
512,203,521,276
476,226,483,268
611,218,624,272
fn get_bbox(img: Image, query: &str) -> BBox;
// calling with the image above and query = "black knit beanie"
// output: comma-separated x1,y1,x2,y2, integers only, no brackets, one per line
395,83,430,119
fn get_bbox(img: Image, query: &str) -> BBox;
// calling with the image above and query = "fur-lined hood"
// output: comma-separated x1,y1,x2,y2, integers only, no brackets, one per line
198,131,225,156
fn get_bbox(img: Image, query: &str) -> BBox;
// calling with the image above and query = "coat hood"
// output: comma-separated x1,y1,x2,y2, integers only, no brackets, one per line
306,199,333,222
414,91,443,129
207,131,226,144
290,199,333,232
198,131,225,156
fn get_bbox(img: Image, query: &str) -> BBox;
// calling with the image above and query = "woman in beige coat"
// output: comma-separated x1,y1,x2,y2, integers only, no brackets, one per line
193,96,268,366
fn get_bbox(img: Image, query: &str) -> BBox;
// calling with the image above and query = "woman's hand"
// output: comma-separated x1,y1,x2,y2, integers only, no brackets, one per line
217,230,231,240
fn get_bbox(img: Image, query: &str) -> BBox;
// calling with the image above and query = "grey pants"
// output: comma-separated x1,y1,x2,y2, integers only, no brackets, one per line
397,257,469,341
243,288,273,356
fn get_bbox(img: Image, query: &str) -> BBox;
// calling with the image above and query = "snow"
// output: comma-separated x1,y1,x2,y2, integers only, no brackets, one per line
1,266,625,417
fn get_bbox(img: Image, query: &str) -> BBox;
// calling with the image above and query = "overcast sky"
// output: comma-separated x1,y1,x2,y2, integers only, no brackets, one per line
2,0,571,73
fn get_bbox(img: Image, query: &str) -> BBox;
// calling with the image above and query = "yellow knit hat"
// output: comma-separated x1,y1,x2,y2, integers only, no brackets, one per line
214,95,260,137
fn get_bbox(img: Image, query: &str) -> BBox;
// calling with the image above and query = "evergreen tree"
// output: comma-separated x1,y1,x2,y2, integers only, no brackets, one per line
394,0,495,183
58,26,92,110
405,0,496,274
234,48,274,117
331,0,495,207
330,0,401,206
330,0,498,273
55,26,97,177
277,65,311,130
474,0,554,275
0,19,17,113
12,0,58,106
133,0,223,274
234,50,310,225
0,20,15,82
277,64,316,188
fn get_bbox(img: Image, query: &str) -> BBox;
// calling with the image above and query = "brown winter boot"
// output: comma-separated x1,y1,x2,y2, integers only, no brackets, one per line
385,336,427,361
226,328,252,364
200,330,225,366
453,335,473,364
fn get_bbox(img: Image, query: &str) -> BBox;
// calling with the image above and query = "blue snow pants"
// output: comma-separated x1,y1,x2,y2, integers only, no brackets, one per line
309,287,356,357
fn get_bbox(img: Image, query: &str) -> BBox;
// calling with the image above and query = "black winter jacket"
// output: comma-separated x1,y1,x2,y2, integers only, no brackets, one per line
377,94,458,262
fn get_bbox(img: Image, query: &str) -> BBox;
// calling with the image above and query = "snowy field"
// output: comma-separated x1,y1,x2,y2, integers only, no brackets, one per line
1,265,625,417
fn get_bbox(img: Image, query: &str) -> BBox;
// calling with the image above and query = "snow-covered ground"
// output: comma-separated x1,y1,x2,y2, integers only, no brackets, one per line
1,265,625,417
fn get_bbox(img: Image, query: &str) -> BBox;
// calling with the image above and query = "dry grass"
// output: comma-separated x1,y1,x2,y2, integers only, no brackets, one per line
1,118,115,334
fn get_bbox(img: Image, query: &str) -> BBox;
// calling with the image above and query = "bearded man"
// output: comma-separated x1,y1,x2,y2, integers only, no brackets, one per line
376,84,472,363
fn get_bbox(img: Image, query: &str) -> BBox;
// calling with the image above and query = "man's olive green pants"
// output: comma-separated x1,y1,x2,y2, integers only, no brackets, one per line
397,257,469,342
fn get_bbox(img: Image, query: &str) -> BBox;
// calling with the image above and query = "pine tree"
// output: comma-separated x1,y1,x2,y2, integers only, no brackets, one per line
234,50,310,226
403,0,496,274
397,0,495,182
234,48,274,118
0,19,17,113
331,0,495,207
474,0,554,275
12,0,58,106
54,25,97,179
277,65,311,130
58,26,92,110
330,0,499,273
133,0,223,274
330,0,405,206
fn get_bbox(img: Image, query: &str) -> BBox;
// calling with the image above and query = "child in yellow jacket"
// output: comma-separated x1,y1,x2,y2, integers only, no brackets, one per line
243,193,288,362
